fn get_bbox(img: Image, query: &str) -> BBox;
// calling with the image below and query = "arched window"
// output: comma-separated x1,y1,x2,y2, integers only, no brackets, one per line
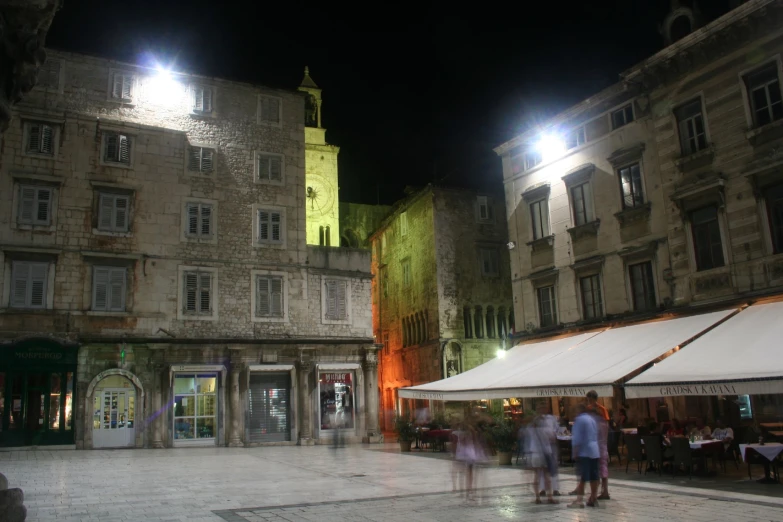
319,226,325,246
325,225,331,246
485,306,495,338
463,307,473,338
474,306,483,339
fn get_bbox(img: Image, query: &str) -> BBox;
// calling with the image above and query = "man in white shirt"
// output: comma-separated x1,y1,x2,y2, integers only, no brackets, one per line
711,419,734,449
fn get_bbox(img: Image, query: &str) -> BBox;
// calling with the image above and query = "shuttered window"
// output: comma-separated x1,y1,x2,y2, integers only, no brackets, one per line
111,73,134,101
185,202,213,237
258,95,281,124
97,193,131,232
188,146,214,173
104,132,132,165
18,185,52,226
26,122,55,155
256,275,284,317
257,153,282,182
479,248,499,277
92,266,126,312
183,271,212,315
192,85,213,113
11,261,48,309
325,279,347,320
258,209,283,243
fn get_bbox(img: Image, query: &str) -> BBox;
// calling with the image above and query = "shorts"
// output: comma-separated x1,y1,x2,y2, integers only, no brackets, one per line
577,457,599,483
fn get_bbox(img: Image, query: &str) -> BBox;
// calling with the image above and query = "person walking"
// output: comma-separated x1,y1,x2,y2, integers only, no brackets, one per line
586,390,610,500
569,403,600,508
527,405,558,504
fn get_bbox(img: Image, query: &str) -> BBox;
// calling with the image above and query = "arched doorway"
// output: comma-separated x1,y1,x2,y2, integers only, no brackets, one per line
89,372,141,448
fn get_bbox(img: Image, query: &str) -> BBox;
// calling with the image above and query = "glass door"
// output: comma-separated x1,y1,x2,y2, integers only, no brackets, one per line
173,374,217,446
93,389,135,448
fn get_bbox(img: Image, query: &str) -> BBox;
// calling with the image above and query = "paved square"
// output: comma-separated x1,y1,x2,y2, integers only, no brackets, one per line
2,444,783,521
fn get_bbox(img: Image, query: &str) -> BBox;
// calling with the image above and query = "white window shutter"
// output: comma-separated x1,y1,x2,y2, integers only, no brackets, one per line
121,76,132,100
99,194,114,230
118,135,130,164
257,277,270,316
193,87,203,111
203,87,212,112
93,267,109,310
114,196,128,231
41,125,54,154
270,277,283,316
200,205,212,235
269,157,282,181
336,281,347,319
11,263,28,307
201,149,213,173
27,124,41,153
186,203,199,235
271,212,281,241
185,272,198,312
326,281,337,319
199,273,211,313
188,147,201,171
20,187,36,222
36,188,51,224
112,74,123,99
258,155,270,180
105,134,118,161
29,263,47,307
109,268,125,311
259,211,269,240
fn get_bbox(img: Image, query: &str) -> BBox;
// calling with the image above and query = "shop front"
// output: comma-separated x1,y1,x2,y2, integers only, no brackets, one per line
247,365,296,444
0,338,77,447
316,363,361,441
170,365,225,447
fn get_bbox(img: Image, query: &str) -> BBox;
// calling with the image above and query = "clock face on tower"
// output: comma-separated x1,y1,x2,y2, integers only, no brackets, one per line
306,175,335,216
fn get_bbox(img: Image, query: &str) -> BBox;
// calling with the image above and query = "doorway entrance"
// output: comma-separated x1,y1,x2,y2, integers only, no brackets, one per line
92,375,136,448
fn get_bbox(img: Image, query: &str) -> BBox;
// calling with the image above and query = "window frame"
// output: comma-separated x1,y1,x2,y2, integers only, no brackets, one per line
182,200,216,242
257,94,282,126
617,162,645,210
100,131,133,168
177,266,218,321
565,125,586,150
627,260,657,312
321,276,352,325
579,273,603,321
17,184,53,227
190,84,214,115
536,285,558,328
8,260,50,309
400,212,408,237
108,70,136,103
689,206,726,272
187,145,216,174
765,184,783,254
23,121,57,157
254,151,285,185
570,181,594,226
479,247,499,278
524,150,543,171
742,60,783,129
476,196,495,223
674,97,709,156
91,266,127,312
254,207,285,245
611,103,635,130
529,197,551,240
96,191,132,234
401,258,412,287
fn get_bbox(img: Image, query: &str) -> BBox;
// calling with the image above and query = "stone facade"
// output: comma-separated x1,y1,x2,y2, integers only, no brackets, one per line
339,202,392,248
371,186,512,428
0,50,377,449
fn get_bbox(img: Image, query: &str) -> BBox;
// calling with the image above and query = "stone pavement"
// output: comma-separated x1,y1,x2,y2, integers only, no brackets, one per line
1,443,782,521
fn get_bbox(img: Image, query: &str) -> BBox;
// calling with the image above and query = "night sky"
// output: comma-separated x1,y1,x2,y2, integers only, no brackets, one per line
46,0,734,205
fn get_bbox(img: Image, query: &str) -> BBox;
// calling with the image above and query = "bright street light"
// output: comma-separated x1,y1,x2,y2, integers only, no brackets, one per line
496,348,507,359
536,133,565,162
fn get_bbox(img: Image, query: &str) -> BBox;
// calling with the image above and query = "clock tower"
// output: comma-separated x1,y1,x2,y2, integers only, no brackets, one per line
299,67,340,246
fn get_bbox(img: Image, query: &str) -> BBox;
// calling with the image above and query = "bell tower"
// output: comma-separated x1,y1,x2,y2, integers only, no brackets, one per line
299,67,340,246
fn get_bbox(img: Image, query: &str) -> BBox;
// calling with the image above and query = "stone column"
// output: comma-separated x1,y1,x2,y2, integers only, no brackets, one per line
362,345,381,443
228,362,244,447
151,364,164,448
297,353,314,446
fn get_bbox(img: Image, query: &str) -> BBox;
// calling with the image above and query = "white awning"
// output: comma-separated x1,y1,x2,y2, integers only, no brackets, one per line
398,308,736,401
625,301,783,399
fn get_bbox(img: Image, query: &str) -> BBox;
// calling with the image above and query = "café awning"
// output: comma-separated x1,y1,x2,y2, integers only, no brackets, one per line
398,308,736,401
625,301,783,399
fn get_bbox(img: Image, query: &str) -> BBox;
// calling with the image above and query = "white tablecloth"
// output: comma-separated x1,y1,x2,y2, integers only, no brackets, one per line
621,428,637,435
557,436,572,441
740,443,783,462
688,439,721,450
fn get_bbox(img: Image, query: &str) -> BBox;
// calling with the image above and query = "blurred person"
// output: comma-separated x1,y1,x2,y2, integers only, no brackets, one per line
455,416,487,501
569,404,600,509
666,419,684,438
586,390,610,501
709,418,734,449
527,405,558,504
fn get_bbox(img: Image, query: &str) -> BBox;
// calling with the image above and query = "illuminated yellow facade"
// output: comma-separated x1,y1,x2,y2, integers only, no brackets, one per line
299,68,340,246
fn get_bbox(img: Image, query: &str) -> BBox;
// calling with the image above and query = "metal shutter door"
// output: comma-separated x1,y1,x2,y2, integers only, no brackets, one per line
248,373,291,443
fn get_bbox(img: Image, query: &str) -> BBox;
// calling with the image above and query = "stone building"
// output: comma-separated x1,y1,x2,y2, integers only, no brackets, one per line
370,185,513,428
494,0,783,423
0,50,379,449
339,202,392,249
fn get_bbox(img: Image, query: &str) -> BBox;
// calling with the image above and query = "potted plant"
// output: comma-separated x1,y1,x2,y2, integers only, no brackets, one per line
394,414,416,452
487,416,517,465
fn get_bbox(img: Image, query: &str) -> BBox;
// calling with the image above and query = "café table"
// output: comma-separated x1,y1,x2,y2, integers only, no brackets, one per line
427,429,453,452
621,428,638,435
739,442,783,483
769,431,783,439
760,422,783,430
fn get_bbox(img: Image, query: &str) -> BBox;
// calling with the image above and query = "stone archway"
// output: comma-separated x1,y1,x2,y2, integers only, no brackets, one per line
441,340,463,380
85,369,145,449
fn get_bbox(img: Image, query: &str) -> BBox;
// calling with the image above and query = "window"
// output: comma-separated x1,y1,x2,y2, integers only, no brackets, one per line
402,258,411,286
258,209,283,243
110,72,135,102
611,104,634,130
183,271,212,315
185,202,213,238
256,275,283,317
257,153,283,182
25,122,55,156
17,185,52,226
618,163,644,209
477,196,494,222
103,132,131,165
485,307,496,338
258,95,281,124
537,286,557,327
570,182,593,226
10,261,48,309
479,248,499,277
675,99,707,155
97,193,130,233
188,146,214,174
92,267,126,312
766,185,783,254
580,274,603,320
524,150,542,171
565,126,586,150
691,206,725,271
192,85,213,113
463,307,473,338
473,306,483,338
324,279,347,320
400,212,408,236
530,198,550,240
629,261,656,312
745,63,783,128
